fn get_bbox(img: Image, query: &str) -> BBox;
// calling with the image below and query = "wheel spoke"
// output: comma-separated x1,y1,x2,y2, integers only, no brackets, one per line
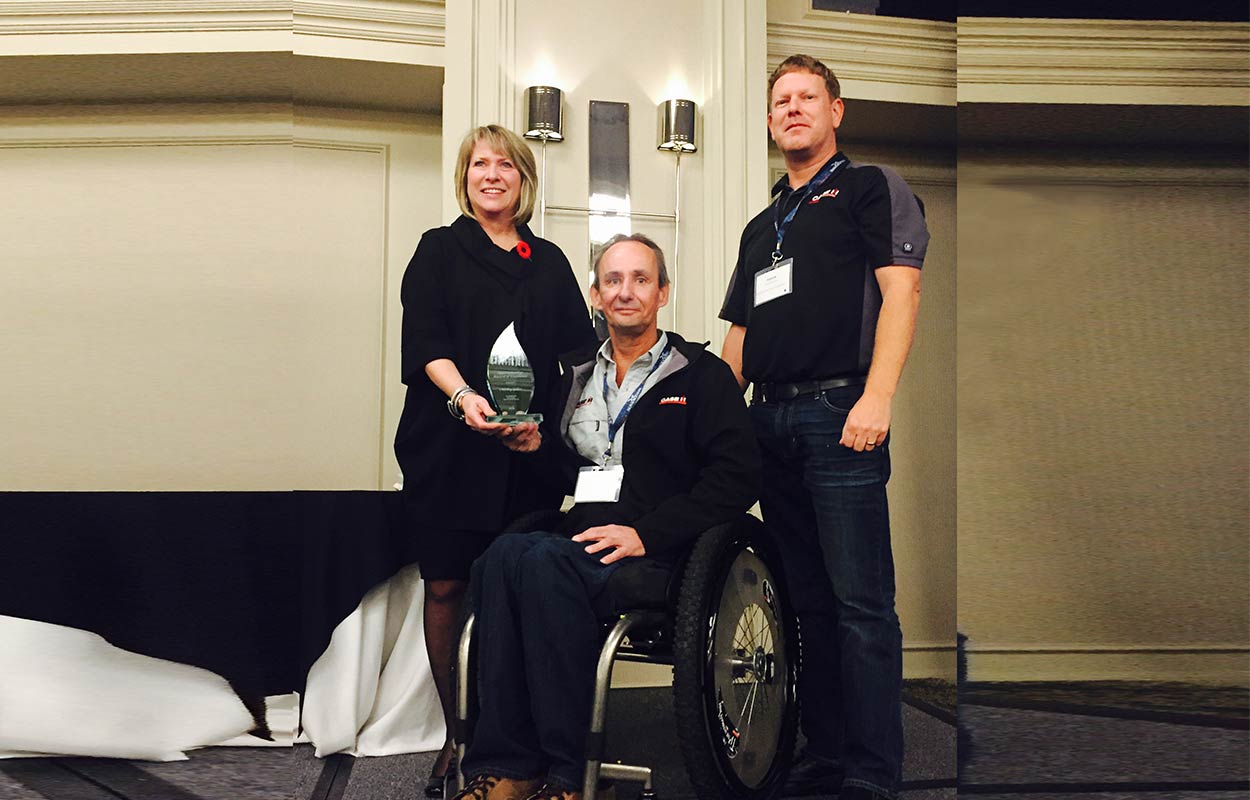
745,676,760,728
742,603,756,650
738,674,757,720
701,547,791,789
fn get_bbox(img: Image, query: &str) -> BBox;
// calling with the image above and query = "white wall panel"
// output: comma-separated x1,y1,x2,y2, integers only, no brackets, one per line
1,103,443,491
291,140,388,488
1,123,298,490
294,107,443,492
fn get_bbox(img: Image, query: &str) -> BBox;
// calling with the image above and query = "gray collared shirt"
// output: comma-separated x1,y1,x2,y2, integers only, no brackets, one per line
567,331,670,467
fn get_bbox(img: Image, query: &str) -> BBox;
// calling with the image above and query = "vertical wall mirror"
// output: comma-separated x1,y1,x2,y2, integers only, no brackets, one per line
587,100,631,339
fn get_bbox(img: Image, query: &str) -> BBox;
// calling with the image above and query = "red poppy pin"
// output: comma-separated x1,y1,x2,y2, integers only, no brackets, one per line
515,241,532,260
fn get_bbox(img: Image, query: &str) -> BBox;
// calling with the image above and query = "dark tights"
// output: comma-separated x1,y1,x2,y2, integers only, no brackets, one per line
425,578,468,773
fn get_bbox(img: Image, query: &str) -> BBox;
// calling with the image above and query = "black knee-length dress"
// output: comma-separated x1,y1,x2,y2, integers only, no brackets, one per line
394,215,595,579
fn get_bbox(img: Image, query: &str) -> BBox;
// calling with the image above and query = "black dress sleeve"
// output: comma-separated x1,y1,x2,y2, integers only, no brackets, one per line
551,245,596,354
400,229,455,385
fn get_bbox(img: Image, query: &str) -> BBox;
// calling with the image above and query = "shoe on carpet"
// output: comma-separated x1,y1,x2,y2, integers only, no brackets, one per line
781,750,844,796
425,754,458,798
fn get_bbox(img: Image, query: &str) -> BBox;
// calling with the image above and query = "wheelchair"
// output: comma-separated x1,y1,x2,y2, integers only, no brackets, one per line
454,512,799,800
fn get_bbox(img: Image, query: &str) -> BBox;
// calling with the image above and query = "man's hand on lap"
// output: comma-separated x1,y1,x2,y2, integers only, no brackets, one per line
572,525,646,564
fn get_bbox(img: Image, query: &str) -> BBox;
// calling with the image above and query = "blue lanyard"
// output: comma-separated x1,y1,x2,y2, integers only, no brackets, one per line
771,157,846,264
601,343,672,459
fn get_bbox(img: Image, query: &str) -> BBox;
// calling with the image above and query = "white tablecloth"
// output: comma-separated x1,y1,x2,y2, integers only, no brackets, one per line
299,562,444,757
0,615,256,761
0,563,443,760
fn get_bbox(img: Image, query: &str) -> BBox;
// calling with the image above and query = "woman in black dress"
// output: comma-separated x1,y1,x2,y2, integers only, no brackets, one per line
394,124,595,795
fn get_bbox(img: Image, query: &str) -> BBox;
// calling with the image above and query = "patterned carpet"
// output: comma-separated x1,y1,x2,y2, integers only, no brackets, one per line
8,681,1247,799
904,678,957,719
961,681,1249,728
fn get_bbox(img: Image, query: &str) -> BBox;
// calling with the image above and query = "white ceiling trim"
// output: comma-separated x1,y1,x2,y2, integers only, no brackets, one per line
0,0,289,56
767,14,956,106
293,1,443,47
0,134,293,148
0,1,289,35
0,0,447,64
958,18,1250,105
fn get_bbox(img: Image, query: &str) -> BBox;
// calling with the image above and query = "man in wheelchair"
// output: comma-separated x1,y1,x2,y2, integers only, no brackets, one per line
453,233,761,800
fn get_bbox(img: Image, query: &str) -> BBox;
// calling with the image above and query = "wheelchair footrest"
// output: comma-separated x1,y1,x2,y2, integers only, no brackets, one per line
597,763,652,787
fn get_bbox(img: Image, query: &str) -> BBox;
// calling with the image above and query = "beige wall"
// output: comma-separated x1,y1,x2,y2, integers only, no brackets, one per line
0,103,441,490
958,147,1250,682
294,107,443,490
1,104,293,490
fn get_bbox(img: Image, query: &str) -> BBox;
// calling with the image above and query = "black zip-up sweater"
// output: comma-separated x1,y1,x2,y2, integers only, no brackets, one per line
532,331,761,560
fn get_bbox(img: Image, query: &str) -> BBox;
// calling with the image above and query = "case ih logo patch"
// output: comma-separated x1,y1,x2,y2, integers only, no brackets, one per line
809,188,839,204
659,396,687,406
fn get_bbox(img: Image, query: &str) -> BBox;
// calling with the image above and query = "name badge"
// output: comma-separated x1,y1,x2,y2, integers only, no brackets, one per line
754,258,793,307
574,465,625,503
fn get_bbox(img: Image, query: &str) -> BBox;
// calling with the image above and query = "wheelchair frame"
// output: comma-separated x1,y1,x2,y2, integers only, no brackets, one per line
452,516,798,800
457,609,665,800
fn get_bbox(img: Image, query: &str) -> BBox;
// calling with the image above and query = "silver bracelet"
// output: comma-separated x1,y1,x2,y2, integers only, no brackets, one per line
446,385,478,420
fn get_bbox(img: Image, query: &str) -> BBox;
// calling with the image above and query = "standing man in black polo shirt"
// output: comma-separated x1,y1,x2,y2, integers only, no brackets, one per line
719,54,929,800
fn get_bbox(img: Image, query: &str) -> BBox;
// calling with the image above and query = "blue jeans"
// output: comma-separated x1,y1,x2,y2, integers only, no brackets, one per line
750,385,903,798
463,532,621,791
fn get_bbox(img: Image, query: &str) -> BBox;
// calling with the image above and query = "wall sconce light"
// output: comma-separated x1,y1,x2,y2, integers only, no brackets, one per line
523,86,563,236
524,86,564,141
657,99,697,326
657,99,697,153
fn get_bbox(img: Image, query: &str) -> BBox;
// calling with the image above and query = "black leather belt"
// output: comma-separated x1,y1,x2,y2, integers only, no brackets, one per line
754,375,867,403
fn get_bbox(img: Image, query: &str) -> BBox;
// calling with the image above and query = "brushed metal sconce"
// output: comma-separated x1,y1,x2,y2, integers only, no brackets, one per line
524,86,564,236
657,99,697,325
657,99,697,153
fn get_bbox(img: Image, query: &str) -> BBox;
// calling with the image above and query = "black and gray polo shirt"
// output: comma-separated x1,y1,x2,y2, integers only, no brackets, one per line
719,152,929,385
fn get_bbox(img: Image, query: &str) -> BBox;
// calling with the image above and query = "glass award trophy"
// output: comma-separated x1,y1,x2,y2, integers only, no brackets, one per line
485,322,542,425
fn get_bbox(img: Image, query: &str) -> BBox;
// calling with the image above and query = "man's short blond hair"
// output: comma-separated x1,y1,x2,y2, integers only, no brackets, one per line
454,125,538,227
767,54,841,103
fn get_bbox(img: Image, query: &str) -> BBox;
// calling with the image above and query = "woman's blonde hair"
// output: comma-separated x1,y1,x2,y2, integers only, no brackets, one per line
454,125,538,227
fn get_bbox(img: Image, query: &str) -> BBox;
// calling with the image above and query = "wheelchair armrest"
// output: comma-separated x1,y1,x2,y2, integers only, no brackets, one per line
503,509,566,535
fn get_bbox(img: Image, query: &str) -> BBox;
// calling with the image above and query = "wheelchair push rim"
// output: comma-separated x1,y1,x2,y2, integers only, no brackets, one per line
707,546,790,788
673,521,798,800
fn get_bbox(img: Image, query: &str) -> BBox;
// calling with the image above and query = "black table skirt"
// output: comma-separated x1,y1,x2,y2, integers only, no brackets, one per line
1,491,417,700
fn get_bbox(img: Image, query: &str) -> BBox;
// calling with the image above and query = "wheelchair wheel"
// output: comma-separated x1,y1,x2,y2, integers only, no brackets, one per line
672,519,798,800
